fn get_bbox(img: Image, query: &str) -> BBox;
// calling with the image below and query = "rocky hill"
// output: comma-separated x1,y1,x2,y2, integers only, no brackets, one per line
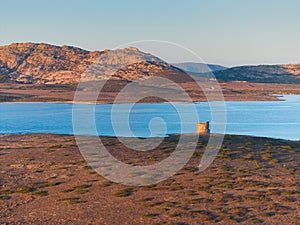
1,43,300,85
0,43,181,84
213,64,300,84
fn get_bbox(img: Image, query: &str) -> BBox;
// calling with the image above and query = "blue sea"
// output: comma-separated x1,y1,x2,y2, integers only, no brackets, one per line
0,95,299,140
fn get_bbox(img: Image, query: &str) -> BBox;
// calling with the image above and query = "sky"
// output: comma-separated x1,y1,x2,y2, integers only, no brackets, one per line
1,0,300,67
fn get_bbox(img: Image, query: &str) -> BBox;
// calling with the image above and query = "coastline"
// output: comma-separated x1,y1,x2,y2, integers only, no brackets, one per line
0,93,297,105
1,82,300,103
1,83,299,223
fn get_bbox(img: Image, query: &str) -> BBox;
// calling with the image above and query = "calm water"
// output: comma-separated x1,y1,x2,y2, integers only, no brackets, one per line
0,95,300,140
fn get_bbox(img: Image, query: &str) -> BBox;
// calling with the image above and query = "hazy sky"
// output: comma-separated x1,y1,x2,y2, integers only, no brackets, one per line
1,0,300,66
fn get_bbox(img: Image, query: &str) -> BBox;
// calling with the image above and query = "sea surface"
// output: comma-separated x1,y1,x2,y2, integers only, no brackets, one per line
0,95,299,140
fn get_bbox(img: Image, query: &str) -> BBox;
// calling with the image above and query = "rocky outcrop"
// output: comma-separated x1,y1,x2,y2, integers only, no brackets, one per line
0,43,101,84
281,64,300,76
0,43,180,84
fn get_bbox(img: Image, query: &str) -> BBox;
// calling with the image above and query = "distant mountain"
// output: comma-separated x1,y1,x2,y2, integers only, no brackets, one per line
174,62,300,84
0,43,182,84
213,64,300,84
173,62,227,73
1,43,300,85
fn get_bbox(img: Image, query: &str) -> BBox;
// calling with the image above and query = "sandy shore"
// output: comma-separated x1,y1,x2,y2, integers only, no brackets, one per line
0,134,299,224
1,82,300,103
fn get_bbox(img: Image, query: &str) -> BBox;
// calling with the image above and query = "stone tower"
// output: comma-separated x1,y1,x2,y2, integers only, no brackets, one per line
196,121,210,134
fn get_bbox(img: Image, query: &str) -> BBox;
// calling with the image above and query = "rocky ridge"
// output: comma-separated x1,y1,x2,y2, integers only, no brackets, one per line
1,43,300,84
213,64,300,84
0,43,180,84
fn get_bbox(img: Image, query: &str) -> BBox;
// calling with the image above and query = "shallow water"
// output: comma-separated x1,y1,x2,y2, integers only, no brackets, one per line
0,95,299,140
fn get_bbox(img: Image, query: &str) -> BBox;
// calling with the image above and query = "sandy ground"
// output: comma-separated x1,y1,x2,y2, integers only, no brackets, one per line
0,134,299,224
1,82,300,103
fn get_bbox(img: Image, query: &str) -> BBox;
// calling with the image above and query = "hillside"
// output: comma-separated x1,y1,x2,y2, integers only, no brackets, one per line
213,64,300,84
1,43,300,85
173,62,227,73
0,43,181,84
0,134,299,224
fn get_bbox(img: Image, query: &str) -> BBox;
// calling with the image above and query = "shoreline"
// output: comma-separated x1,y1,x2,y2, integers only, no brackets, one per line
0,132,299,142
1,82,300,103
0,93,296,104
